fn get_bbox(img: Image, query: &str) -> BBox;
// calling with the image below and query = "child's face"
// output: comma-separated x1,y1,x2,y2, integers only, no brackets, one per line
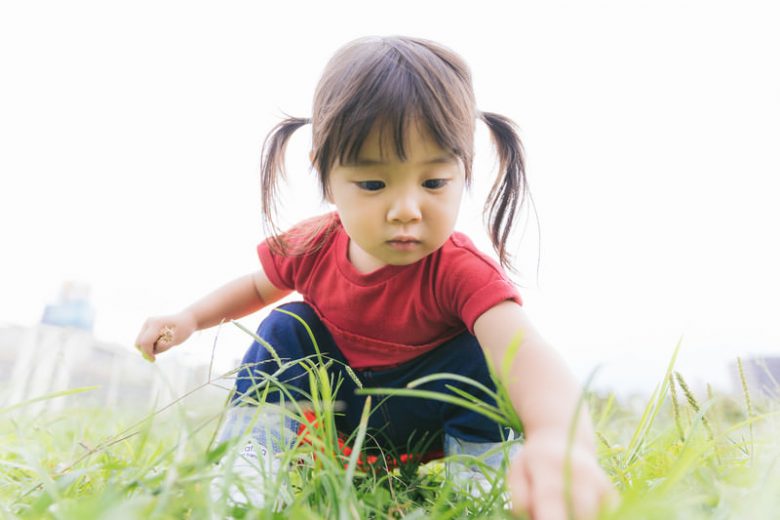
327,122,465,273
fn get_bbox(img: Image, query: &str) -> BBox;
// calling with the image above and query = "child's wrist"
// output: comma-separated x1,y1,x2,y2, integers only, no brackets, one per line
178,309,200,332
525,426,596,455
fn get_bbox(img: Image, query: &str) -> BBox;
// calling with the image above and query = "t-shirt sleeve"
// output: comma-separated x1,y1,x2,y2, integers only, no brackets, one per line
440,236,522,334
256,213,338,293
257,240,296,291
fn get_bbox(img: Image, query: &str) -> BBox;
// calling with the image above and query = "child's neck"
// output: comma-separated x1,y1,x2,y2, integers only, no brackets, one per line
347,239,387,274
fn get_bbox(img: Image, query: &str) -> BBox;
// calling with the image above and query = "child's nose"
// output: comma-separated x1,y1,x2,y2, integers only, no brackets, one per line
387,194,422,223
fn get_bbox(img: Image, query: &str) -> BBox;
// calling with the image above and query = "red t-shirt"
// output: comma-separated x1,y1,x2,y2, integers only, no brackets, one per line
257,213,521,370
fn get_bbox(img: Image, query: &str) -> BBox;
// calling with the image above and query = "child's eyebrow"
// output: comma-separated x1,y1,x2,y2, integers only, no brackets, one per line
350,154,457,166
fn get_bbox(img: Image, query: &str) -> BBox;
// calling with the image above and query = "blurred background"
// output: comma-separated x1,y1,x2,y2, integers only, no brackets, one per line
1,0,779,409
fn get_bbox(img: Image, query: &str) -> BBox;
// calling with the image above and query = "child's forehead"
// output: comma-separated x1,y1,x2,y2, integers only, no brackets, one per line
356,120,448,161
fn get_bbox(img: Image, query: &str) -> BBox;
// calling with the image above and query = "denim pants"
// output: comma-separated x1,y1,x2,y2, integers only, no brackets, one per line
230,302,516,459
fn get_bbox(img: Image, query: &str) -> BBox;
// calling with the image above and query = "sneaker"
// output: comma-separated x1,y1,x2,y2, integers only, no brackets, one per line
444,433,522,503
209,406,298,512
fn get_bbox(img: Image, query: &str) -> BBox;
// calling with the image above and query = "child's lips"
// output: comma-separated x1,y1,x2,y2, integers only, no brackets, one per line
387,237,421,251
389,235,420,242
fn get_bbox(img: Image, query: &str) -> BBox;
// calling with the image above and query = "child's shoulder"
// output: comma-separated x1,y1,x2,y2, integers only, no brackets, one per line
285,211,340,235
448,230,477,250
277,212,341,254
441,231,506,275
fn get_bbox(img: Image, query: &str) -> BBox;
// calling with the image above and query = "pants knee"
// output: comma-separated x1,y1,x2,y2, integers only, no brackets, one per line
256,302,319,353
233,302,323,403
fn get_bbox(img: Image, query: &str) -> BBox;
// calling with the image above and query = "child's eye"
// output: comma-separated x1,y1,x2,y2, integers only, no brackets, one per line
356,180,385,191
422,179,448,189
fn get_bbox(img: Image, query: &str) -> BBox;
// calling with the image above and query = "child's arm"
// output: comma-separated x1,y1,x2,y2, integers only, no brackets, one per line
474,301,615,520
134,267,290,362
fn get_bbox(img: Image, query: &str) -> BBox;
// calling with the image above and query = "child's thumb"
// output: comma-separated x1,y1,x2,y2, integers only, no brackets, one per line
134,342,155,363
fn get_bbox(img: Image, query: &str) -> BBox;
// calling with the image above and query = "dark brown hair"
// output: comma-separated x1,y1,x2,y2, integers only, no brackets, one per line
261,36,529,270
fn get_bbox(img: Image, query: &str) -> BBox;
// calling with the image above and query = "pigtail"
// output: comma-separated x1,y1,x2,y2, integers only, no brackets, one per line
260,116,311,254
480,111,529,271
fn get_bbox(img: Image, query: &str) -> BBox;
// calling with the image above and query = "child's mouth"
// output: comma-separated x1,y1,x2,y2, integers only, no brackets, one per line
387,239,421,251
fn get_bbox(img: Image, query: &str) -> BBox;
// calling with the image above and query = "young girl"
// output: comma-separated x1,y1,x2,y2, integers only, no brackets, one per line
135,36,614,518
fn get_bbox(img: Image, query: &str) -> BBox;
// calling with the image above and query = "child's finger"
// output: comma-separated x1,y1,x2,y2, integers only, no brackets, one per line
575,463,617,519
134,340,156,362
135,329,156,352
134,320,161,362
570,486,600,520
508,451,531,517
135,319,162,347
133,321,150,350
530,499,567,520
525,466,568,520
152,325,175,351
552,461,612,520
599,475,620,514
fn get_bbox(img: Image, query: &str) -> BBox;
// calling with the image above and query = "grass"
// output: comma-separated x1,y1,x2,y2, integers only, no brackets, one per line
2,332,779,519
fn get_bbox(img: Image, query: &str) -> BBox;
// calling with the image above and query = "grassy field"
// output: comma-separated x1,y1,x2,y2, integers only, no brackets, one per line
1,345,779,520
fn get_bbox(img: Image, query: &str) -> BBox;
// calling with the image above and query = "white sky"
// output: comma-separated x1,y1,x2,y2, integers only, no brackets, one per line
1,0,778,395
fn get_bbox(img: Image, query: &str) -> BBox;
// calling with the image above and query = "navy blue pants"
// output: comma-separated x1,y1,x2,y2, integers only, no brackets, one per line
232,302,510,454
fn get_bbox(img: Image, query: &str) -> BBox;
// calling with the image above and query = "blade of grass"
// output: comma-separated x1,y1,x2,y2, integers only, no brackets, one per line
231,320,283,367
622,337,683,468
564,366,601,519
0,386,99,415
344,396,372,487
406,372,499,402
356,388,506,425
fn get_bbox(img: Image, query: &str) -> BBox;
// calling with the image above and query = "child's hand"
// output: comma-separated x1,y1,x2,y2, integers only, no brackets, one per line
134,312,197,362
508,431,617,520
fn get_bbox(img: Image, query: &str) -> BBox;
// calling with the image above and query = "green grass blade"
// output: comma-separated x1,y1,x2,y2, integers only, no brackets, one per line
406,372,499,402
0,386,99,415
344,396,371,487
500,329,524,382
622,336,683,467
231,319,283,367
356,387,506,425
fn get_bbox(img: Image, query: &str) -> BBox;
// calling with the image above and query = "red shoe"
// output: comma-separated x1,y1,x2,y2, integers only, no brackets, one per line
296,411,443,470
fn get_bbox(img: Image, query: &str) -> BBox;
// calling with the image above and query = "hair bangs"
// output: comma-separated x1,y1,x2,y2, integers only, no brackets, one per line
334,61,431,166
315,37,475,178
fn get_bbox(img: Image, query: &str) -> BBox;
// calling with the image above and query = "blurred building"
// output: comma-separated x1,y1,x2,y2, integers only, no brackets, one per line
40,281,95,332
729,356,780,399
0,282,227,413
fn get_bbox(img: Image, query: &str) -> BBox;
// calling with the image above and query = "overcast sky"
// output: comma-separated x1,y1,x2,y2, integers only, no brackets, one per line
1,0,778,395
